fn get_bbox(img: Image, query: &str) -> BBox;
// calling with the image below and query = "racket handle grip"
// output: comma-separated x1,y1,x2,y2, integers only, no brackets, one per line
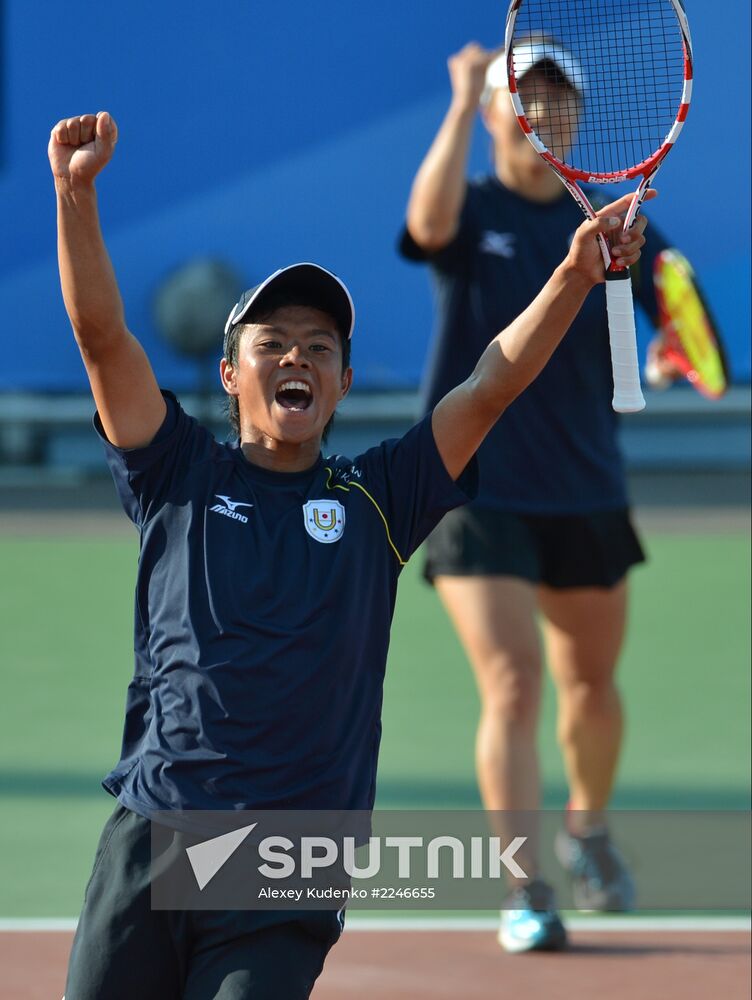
605,271,646,413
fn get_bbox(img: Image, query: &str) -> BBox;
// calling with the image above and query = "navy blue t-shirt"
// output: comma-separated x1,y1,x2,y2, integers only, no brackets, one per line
400,176,668,513
96,393,476,826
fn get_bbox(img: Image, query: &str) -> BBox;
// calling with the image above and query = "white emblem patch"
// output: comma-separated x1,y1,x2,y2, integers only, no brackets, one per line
303,499,345,544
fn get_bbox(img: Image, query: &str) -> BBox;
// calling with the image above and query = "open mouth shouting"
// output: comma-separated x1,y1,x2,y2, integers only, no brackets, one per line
275,379,313,412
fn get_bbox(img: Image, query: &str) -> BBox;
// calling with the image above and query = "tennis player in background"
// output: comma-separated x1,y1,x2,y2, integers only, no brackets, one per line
400,42,684,953
50,108,647,997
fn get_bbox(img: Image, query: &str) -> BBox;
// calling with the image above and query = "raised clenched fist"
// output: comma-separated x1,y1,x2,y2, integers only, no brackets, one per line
48,112,118,185
447,43,500,111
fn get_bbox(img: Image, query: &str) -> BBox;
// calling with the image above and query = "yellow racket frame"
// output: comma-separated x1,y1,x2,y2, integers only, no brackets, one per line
654,249,728,399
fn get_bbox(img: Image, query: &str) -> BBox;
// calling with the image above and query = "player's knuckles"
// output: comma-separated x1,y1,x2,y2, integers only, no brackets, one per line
599,194,632,217
95,116,117,146
449,46,470,66
623,234,646,253
80,120,97,143
592,219,618,237
462,43,489,68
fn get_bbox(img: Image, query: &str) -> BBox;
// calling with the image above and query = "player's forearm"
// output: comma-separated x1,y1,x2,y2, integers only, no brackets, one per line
55,178,128,353
472,261,593,414
405,100,476,249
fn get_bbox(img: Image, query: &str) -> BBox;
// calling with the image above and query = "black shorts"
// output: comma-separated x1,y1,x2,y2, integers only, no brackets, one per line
65,804,342,1000
423,506,645,589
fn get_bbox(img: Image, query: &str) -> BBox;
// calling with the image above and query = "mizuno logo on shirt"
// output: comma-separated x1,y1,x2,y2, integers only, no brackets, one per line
210,495,254,524
479,231,516,258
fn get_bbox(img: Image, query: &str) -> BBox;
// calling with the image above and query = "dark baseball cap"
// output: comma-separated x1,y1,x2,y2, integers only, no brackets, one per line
223,262,355,356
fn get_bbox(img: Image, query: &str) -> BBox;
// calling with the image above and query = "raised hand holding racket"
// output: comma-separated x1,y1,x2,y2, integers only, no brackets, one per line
504,0,693,412
564,191,653,287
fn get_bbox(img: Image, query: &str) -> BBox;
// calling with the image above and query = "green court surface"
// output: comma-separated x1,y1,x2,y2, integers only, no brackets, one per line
0,532,749,915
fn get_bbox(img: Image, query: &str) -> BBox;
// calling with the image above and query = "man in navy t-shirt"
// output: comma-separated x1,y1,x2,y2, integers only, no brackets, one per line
49,109,648,999
96,388,472,823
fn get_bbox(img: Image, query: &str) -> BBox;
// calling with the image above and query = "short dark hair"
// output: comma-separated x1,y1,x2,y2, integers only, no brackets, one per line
223,291,352,442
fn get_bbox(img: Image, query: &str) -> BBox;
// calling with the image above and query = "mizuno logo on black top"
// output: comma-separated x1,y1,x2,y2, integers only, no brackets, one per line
210,495,254,523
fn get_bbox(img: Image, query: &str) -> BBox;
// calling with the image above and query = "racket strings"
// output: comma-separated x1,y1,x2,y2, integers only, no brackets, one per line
510,0,686,174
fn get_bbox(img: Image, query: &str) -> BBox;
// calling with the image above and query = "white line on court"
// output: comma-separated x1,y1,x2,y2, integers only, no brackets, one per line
0,916,749,933
342,916,752,933
0,919,79,932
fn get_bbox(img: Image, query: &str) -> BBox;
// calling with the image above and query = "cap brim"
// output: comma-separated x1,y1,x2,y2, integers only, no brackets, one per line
483,43,586,103
224,263,355,351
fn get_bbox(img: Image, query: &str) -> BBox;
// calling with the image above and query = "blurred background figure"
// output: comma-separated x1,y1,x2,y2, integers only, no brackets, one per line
399,42,690,952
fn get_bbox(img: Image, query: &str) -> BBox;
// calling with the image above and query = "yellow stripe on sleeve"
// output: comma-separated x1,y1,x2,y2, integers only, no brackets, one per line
324,467,407,566
347,481,407,567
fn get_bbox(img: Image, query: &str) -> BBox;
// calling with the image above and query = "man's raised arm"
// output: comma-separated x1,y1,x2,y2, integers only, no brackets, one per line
49,112,166,448
432,191,654,480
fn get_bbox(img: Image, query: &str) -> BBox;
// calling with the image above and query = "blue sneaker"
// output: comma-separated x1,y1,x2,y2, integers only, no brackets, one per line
498,879,567,953
555,828,636,912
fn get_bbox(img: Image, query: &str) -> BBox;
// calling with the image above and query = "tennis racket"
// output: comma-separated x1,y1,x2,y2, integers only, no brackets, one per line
504,0,694,412
650,249,729,399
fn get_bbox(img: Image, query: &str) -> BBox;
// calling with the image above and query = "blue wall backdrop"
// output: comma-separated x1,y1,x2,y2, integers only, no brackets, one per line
1,0,749,391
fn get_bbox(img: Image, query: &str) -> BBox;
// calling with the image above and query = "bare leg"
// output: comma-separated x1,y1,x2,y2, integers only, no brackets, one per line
539,580,628,832
434,575,542,875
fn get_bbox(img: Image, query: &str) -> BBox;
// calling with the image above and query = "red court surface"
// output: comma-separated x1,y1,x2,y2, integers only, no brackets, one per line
0,920,749,1000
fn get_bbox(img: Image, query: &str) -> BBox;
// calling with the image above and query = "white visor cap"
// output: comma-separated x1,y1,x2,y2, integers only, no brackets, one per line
482,42,586,105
